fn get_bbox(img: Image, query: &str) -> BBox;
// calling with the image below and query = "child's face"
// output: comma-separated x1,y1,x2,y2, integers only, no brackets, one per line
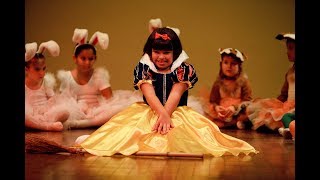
25,58,46,82
221,55,240,78
151,49,173,72
74,49,96,72
286,41,295,62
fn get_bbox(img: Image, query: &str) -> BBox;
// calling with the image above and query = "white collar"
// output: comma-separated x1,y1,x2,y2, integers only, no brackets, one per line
139,50,189,73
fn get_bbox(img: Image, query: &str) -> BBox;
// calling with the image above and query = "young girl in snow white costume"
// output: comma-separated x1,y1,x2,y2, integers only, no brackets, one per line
147,18,204,115
74,27,258,157
57,28,142,129
25,40,70,131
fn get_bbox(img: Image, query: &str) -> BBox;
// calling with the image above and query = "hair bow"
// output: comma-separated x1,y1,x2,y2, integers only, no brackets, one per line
155,32,171,40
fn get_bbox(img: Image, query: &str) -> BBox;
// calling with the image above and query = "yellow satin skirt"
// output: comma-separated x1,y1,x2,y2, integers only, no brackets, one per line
80,102,258,157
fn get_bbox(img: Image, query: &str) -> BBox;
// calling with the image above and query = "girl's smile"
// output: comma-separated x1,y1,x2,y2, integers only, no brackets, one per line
152,49,173,71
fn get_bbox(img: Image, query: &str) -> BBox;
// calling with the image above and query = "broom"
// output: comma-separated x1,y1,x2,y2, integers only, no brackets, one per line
25,133,84,154
25,134,204,158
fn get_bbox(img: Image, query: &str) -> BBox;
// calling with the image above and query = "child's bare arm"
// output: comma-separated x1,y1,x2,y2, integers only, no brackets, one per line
100,87,113,100
164,82,188,116
140,83,172,134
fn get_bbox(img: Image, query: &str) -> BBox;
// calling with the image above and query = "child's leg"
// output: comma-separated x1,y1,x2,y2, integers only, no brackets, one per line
281,113,295,128
278,113,294,139
235,107,252,129
90,111,114,127
25,115,63,131
63,119,93,130
44,106,70,123
289,120,295,139
89,105,126,127
62,105,118,130
236,113,249,129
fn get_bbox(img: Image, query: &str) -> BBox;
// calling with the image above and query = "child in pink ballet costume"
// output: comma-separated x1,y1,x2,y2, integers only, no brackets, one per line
25,40,70,131
246,33,295,133
202,48,253,129
58,28,142,129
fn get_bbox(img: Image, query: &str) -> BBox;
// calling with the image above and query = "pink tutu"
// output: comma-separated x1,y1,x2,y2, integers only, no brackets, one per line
246,98,295,130
62,89,143,128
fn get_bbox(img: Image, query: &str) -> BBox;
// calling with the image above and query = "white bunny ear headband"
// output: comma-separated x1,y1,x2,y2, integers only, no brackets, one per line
72,28,109,51
166,26,180,37
148,18,180,36
149,18,162,33
276,33,295,41
25,40,60,62
218,48,246,62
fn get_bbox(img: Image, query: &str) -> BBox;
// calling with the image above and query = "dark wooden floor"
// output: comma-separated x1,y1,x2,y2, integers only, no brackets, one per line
25,128,295,180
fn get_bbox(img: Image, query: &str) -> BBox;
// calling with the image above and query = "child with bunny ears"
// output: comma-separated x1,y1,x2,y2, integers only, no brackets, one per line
25,40,70,131
202,48,253,129
75,27,258,157
57,28,142,129
246,33,295,137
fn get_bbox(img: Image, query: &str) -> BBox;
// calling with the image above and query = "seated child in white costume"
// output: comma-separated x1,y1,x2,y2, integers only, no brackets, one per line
58,28,142,129
25,40,69,131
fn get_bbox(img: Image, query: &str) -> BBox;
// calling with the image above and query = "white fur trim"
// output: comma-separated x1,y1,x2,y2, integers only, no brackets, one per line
170,50,188,71
43,72,57,89
94,67,111,88
218,48,245,62
89,31,109,50
25,42,37,62
95,67,110,80
72,28,88,44
139,53,158,72
167,26,180,36
276,33,295,41
149,18,162,33
139,50,189,72
37,40,60,57
56,70,70,93
56,69,69,82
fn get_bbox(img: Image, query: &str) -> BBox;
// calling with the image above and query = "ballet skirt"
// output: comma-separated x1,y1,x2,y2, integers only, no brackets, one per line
197,75,252,123
57,67,143,126
25,72,69,122
187,95,204,115
246,65,295,130
78,51,258,157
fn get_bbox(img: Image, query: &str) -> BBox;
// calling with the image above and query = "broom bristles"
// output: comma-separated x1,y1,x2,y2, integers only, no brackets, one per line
25,134,81,154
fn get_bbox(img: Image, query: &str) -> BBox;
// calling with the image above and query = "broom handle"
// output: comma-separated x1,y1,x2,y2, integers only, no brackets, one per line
134,151,203,158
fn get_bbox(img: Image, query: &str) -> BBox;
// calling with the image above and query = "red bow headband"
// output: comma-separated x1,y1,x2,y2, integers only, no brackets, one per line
155,32,171,40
